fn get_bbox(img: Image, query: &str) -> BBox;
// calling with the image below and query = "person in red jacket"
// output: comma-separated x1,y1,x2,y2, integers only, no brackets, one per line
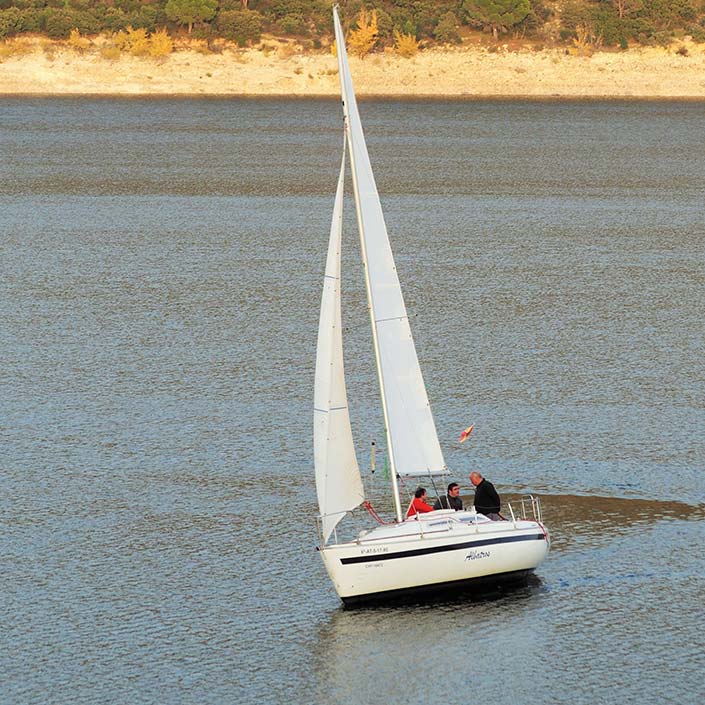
406,487,435,518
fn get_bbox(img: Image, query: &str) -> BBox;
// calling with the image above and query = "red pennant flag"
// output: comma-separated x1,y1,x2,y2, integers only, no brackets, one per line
459,424,474,443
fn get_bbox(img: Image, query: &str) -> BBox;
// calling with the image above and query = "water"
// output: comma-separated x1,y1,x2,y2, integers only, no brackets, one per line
1,97,703,705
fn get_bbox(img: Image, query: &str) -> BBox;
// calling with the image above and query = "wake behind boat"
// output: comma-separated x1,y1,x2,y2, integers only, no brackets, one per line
313,7,549,605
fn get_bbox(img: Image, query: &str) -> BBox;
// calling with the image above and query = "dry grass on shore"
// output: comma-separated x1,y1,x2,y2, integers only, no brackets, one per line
1,33,705,98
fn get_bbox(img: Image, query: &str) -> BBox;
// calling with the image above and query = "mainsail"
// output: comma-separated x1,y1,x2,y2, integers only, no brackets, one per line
314,140,364,543
332,8,446,478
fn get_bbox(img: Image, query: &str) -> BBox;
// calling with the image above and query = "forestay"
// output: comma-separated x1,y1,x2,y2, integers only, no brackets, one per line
314,141,365,543
332,9,446,477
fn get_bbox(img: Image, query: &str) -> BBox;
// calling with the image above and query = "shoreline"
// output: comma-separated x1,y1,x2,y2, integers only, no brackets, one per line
4,93,705,102
2,37,705,98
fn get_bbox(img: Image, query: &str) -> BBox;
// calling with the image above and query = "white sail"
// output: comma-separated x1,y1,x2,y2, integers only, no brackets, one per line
314,140,365,543
333,9,446,478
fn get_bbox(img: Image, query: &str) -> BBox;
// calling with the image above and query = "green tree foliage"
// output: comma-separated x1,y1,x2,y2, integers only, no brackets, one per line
374,7,394,42
165,0,217,34
463,0,531,37
434,11,461,43
0,7,23,39
561,0,700,47
42,7,101,38
561,2,625,46
0,0,704,48
216,8,263,45
278,12,306,34
385,0,461,41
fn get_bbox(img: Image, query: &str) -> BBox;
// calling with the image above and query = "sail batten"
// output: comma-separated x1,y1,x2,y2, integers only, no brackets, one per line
333,8,446,480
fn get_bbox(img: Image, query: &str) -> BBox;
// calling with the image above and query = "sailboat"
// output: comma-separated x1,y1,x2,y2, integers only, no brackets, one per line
314,7,550,605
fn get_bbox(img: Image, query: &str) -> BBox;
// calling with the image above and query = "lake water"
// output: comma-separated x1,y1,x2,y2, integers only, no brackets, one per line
1,97,703,705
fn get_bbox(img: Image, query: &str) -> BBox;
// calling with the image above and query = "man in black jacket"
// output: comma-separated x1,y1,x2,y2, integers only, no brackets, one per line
433,482,463,511
470,472,502,520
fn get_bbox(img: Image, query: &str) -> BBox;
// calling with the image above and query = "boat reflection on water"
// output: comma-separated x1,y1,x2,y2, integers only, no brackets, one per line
311,573,549,704
310,492,703,705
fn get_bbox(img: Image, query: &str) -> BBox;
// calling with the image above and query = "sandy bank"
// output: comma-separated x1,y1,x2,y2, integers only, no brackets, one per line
2,38,705,98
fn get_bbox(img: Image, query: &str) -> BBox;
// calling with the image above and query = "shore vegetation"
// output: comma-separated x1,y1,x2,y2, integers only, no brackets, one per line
1,0,705,54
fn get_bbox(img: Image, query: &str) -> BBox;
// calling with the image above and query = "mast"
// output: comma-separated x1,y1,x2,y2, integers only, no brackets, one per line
345,126,404,524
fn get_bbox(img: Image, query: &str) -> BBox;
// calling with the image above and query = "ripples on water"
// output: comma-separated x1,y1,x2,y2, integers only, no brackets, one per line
1,98,703,705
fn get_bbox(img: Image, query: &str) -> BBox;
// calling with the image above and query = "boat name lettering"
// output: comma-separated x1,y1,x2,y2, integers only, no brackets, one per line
465,550,490,561
360,546,389,555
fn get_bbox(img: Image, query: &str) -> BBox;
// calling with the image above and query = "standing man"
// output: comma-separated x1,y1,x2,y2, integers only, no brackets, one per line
469,471,502,520
433,482,463,511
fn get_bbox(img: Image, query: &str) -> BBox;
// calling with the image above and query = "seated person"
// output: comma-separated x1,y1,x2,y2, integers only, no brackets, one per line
406,487,435,518
433,482,463,511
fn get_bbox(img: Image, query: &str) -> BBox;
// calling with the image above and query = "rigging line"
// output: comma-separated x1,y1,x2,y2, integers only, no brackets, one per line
429,476,442,506
363,500,391,525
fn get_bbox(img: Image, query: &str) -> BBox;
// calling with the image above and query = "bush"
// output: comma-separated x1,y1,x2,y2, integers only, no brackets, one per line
148,28,173,57
100,43,121,60
0,7,22,39
19,8,41,33
463,0,531,37
278,12,306,35
43,9,77,38
270,0,311,20
216,9,262,46
0,38,33,58
434,11,460,44
592,7,625,47
348,7,377,58
394,29,419,58
374,8,393,43
126,26,149,55
689,24,705,42
68,27,90,51
43,8,100,38
112,29,129,50
127,6,159,33
109,24,154,55
100,8,129,33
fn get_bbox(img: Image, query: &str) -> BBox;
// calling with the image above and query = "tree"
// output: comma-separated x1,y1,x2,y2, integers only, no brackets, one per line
165,0,217,34
348,7,378,58
462,0,531,38
394,29,420,57
434,11,461,44
216,9,263,46
613,0,643,20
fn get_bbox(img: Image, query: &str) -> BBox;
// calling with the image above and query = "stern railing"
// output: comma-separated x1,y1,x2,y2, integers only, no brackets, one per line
506,495,543,524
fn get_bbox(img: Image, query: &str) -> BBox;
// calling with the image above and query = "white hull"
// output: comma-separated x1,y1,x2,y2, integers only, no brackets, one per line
319,510,549,603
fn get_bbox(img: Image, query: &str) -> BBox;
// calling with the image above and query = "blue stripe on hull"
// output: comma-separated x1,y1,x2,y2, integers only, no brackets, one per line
340,532,546,565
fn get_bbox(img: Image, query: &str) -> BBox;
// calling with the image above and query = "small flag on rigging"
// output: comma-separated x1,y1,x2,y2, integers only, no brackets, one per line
459,424,474,443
